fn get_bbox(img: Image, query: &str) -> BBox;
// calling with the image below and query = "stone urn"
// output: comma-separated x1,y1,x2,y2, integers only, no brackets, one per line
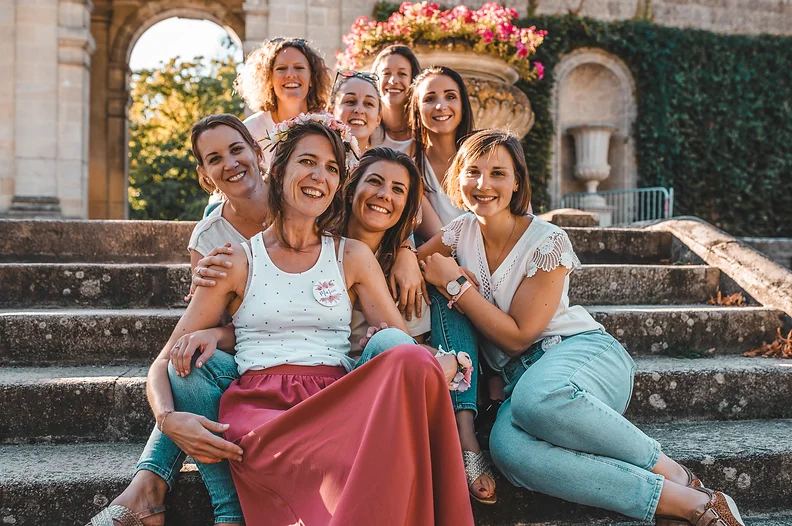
568,123,617,225
361,47,535,138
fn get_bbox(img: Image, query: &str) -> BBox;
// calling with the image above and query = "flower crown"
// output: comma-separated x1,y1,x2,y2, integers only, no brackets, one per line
259,112,361,171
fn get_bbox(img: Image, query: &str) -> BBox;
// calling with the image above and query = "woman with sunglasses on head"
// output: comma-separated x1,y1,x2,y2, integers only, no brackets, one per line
326,69,428,323
327,70,382,153
371,45,421,154
170,117,473,525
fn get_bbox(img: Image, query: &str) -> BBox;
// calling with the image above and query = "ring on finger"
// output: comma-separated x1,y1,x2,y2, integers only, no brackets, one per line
417,292,423,296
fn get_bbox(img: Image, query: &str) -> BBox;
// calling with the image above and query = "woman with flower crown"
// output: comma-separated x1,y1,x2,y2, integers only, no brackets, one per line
179,115,472,524
92,112,470,525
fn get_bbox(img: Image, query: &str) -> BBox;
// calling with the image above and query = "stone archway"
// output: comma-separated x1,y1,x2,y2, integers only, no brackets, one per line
550,48,637,209
88,0,260,219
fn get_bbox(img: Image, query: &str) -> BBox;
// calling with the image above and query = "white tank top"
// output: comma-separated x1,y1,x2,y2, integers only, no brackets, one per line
232,233,355,374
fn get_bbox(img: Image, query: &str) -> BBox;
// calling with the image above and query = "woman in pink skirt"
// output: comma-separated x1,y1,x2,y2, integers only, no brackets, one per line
159,114,473,525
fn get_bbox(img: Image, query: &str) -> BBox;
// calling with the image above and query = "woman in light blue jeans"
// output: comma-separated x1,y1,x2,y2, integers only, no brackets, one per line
418,129,745,525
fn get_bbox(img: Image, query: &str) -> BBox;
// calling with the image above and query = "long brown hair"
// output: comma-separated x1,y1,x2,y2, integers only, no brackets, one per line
266,121,348,248
340,147,423,276
235,38,330,114
191,114,262,194
407,67,474,191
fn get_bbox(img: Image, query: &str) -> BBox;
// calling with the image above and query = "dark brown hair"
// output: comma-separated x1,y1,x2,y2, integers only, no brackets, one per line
191,114,263,194
267,121,348,247
445,129,532,216
372,45,421,82
327,73,382,115
340,147,423,276
234,38,330,113
408,67,474,191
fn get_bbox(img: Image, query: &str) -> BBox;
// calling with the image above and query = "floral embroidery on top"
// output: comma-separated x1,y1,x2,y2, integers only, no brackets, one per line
525,231,581,278
441,217,465,258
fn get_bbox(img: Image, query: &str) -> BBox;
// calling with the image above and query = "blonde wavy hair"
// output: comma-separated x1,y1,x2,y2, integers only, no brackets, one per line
234,38,331,113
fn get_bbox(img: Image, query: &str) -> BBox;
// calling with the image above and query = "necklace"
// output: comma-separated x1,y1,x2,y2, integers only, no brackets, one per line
485,217,517,273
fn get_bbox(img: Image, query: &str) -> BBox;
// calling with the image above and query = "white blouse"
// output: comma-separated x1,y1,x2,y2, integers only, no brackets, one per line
441,213,603,371
188,202,247,257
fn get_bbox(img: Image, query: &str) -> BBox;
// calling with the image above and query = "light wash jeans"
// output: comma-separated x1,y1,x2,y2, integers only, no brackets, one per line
428,286,479,417
488,329,664,522
135,331,405,524
136,351,243,524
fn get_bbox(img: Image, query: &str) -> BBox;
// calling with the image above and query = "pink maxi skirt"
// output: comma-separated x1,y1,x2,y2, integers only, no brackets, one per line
218,344,474,526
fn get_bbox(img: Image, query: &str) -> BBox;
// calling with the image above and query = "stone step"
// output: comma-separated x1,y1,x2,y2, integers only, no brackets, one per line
0,219,672,264
2,357,790,443
0,220,194,264
588,305,784,356
1,419,790,525
569,264,720,305
0,306,781,366
0,263,721,309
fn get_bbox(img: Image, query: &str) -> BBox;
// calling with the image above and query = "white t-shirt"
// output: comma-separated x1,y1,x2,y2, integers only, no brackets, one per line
441,213,603,372
424,161,466,226
188,202,248,257
244,111,277,171
379,133,414,155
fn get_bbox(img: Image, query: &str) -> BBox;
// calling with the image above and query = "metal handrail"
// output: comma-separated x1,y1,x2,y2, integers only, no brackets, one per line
560,187,674,226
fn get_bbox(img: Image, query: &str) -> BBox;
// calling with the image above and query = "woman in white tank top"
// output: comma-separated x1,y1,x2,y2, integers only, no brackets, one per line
146,118,474,525
419,130,745,526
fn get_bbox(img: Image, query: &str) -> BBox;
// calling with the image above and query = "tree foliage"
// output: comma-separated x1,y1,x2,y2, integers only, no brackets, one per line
128,56,244,220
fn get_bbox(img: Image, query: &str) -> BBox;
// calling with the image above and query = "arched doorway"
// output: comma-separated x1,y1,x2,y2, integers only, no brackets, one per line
88,1,247,219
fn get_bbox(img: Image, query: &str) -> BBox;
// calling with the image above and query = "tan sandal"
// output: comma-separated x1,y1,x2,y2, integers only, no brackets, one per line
655,487,744,526
86,504,166,526
462,450,497,505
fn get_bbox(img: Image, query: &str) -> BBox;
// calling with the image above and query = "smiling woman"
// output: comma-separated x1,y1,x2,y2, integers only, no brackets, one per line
328,72,382,152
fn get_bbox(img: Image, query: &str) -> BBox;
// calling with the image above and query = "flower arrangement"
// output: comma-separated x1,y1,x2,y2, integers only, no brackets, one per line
337,2,546,81
260,112,361,171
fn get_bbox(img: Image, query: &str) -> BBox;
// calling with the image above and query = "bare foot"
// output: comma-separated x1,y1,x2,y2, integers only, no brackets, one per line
457,410,496,501
108,470,168,525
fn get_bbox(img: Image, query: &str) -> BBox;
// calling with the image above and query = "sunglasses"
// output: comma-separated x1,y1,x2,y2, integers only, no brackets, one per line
334,69,380,86
269,37,309,46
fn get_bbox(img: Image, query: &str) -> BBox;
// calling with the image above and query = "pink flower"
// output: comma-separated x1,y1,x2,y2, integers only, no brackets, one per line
534,61,545,80
480,29,495,43
515,41,528,58
457,351,473,370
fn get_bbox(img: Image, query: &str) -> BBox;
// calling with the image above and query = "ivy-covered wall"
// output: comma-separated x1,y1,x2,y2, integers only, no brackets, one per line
520,16,792,237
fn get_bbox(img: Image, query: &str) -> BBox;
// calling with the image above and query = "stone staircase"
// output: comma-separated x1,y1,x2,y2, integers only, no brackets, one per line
1,220,791,526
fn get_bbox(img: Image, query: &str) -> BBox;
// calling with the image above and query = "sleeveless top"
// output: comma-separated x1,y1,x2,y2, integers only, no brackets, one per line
232,233,355,374
188,202,247,257
441,213,603,372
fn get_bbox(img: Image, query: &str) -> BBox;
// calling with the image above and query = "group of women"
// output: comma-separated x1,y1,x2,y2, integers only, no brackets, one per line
88,38,745,526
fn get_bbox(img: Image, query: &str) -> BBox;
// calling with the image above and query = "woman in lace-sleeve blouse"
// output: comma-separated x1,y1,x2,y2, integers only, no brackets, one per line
417,130,745,526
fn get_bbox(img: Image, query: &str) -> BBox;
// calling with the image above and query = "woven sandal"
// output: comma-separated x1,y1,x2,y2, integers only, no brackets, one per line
86,504,166,526
462,450,497,505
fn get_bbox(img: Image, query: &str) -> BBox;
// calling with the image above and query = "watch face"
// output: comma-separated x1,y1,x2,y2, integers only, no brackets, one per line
446,280,462,296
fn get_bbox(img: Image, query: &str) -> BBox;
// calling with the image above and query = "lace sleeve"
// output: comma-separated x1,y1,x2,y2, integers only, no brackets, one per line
440,216,466,258
525,230,581,278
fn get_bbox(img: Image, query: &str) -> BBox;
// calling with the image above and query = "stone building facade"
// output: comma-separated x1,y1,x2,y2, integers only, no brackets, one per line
1,0,790,219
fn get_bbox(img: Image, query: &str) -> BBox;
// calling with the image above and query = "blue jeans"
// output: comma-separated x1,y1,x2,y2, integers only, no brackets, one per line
428,286,479,416
136,350,243,524
489,329,664,521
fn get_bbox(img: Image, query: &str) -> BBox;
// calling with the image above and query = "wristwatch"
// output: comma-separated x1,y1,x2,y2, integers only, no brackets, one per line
446,275,468,296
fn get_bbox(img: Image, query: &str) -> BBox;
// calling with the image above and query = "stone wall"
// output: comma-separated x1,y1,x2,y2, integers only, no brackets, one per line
740,238,792,270
1,0,791,218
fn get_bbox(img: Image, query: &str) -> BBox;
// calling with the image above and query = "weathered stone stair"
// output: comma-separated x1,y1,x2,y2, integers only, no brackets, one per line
0,219,790,526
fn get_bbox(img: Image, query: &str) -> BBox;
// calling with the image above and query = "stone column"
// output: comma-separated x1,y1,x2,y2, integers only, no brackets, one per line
105,62,130,219
8,0,61,217
57,0,95,217
88,4,110,218
0,1,16,212
243,1,270,55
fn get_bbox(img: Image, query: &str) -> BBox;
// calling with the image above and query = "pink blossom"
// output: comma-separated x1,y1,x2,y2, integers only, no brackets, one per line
480,29,495,43
515,41,528,58
534,61,545,79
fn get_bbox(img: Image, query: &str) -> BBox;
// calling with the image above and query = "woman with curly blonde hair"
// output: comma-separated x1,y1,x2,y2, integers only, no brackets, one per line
235,37,331,151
